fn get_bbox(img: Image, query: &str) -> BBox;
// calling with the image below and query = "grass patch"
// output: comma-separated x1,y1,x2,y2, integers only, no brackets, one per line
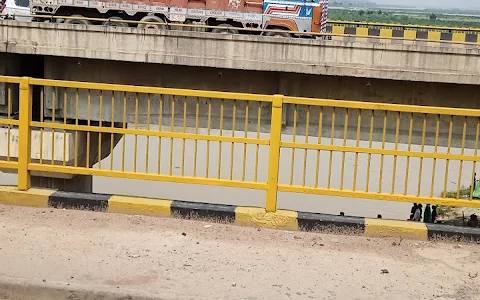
443,186,471,199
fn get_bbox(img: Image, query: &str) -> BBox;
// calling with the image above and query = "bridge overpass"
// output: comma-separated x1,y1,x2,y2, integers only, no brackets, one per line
1,19,480,110
0,20,480,212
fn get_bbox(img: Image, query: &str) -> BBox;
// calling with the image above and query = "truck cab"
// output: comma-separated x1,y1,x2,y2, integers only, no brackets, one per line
262,0,322,34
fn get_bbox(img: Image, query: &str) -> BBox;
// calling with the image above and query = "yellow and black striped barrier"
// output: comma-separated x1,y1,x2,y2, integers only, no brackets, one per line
327,21,480,43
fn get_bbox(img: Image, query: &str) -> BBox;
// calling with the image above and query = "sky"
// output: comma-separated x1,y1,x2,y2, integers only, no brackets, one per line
373,0,480,9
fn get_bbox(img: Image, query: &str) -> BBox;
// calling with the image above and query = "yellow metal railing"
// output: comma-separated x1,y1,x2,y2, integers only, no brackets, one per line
1,76,480,211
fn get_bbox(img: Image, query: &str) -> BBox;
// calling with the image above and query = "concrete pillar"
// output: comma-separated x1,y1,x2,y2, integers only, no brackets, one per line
31,175,92,193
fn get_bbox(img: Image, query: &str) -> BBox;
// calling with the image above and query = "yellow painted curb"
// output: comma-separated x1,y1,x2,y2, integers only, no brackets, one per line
0,186,52,208
365,218,428,241
108,195,172,217
235,207,298,230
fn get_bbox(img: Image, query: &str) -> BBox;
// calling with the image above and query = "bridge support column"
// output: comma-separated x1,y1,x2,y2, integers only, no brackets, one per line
31,175,93,193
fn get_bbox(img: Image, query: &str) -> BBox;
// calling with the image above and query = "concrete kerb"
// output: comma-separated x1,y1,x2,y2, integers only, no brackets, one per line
1,186,479,243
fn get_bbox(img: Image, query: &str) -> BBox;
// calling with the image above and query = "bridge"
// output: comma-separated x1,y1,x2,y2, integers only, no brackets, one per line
1,19,480,221
1,18,480,300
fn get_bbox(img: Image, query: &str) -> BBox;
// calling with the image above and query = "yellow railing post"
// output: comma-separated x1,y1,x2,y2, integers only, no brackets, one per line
266,94,283,212
17,77,32,191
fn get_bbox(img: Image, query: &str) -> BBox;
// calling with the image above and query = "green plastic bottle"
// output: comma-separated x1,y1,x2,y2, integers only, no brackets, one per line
424,204,432,223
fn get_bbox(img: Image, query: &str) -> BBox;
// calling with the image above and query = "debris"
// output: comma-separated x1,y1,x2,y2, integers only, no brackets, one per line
381,269,389,274
232,282,236,287
128,254,140,258
183,264,192,267
454,244,462,249
203,225,213,229
42,279,46,282
181,232,187,236
398,238,403,245
468,272,478,279
294,235,302,240
330,239,340,244
392,242,397,246
257,228,261,231
362,286,366,289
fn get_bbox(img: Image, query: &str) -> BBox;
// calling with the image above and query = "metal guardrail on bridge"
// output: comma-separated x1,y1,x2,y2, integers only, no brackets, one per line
1,76,480,212
327,20,480,44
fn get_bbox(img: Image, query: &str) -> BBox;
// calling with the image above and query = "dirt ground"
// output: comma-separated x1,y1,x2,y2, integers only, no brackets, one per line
0,204,479,300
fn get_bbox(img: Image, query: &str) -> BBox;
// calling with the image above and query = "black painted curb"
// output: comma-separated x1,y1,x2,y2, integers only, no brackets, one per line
426,223,480,242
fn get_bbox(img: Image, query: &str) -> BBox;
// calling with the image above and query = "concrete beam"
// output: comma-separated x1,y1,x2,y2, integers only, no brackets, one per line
1,21,480,85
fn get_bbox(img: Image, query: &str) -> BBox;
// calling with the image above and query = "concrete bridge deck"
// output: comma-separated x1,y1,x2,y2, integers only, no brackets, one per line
1,20,479,86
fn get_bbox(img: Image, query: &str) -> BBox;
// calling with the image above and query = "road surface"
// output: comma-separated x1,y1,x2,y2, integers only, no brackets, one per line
0,204,479,300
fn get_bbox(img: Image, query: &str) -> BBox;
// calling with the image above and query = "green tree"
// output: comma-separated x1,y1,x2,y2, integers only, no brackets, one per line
429,13,437,20
359,10,365,16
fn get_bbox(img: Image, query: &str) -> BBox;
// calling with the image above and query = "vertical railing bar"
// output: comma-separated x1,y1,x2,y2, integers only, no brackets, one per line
404,113,413,195
133,92,138,173
193,97,199,177
86,90,91,168
145,93,151,173
365,110,374,193
302,105,310,187
169,96,175,176
39,87,44,165
98,90,103,170
340,108,348,190
442,115,453,198
391,111,400,194
254,101,261,182
110,92,115,171
121,92,127,172
17,77,32,191
242,101,249,181
266,95,283,212
456,116,467,199
51,88,56,166
327,108,335,189
74,89,79,168
469,119,480,200
62,90,67,166
217,99,224,179
417,114,427,197
6,86,11,162
181,96,187,176
353,110,361,191
314,107,323,188
229,100,237,181
378,110,387,193
206,98,212,178
157,95,164,174
289,104,297,186
430,114,440,198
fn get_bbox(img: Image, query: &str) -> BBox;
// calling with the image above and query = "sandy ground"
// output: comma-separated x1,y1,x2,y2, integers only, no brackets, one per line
0,205,479,300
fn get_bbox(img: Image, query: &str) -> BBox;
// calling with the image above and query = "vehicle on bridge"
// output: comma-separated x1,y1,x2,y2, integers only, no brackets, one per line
1,0,32,22
29,0,326,36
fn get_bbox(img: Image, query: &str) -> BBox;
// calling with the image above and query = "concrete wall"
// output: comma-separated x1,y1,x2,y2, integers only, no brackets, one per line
41,57,480,149
1,20,480,85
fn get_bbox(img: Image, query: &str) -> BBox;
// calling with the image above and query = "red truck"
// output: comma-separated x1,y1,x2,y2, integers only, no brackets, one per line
30,0,327,37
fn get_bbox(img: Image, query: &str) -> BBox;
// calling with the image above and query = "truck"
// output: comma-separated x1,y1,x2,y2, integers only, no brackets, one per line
30,0,327,37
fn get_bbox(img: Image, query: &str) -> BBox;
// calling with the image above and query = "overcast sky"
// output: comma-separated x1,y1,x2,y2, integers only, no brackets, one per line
374,0,480,9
